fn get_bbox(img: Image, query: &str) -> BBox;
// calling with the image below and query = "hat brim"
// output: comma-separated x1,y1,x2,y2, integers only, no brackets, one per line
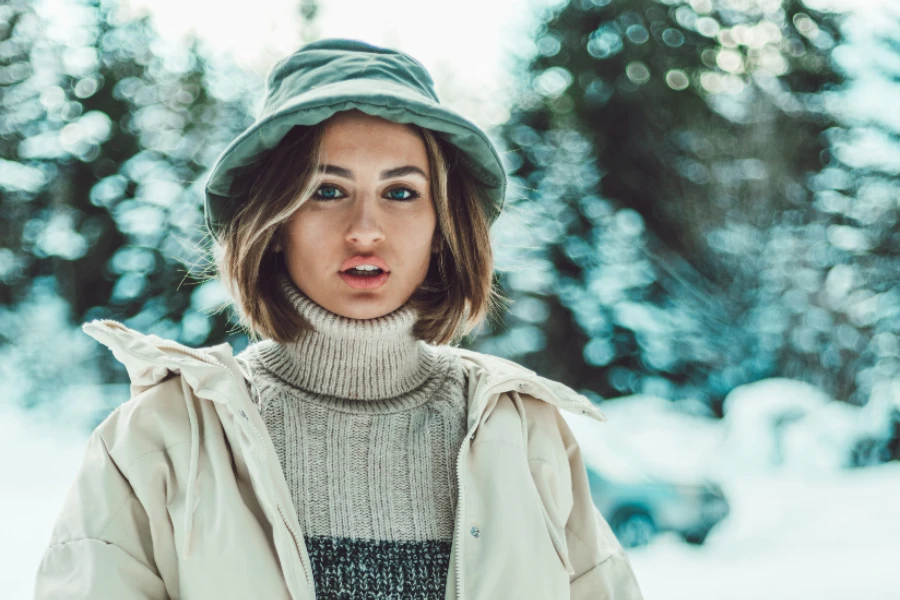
204,79,506,240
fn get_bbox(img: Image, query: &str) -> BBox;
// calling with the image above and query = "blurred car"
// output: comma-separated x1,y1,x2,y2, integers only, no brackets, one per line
561,406,730,548
586,462,730,548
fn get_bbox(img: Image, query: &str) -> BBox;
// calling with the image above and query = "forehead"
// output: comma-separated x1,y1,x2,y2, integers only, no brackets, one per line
319,111,426,156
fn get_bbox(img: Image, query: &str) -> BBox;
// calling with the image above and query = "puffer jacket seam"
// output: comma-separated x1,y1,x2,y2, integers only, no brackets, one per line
115,431,227,481
470,439,524,450
71,429,225,548
570,550,627,584
42,536,162,576
564,521,594,556
92,430,142,543
46,533,125,551
48,489,136,547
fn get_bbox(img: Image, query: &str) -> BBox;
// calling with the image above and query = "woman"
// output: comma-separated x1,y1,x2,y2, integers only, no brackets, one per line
33,39,644,599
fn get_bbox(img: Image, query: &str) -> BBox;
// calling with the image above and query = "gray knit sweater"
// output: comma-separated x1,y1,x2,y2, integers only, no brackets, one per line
236,271,469,599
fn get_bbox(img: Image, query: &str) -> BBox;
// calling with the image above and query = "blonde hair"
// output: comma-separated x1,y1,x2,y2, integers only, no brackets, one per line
210,119,510,346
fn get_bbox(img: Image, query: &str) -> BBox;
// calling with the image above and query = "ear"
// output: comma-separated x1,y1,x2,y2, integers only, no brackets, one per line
431,233,442,254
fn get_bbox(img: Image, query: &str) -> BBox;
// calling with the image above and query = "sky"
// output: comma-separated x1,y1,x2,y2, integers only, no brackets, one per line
106,0,565,129
101,0,893,131
30,0,892,134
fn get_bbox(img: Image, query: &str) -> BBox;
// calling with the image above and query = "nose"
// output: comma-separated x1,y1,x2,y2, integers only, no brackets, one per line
344,194,385,247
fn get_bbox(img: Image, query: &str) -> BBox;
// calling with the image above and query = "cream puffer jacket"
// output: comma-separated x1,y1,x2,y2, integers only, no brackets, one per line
33,319,645,600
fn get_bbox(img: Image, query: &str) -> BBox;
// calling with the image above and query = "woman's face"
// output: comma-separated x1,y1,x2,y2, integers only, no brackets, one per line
280,110,438,320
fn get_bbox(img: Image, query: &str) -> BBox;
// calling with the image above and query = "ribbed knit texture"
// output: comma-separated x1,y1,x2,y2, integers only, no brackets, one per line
236,270,469,599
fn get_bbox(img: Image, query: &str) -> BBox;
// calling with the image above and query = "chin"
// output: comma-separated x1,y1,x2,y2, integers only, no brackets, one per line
334,298,397,320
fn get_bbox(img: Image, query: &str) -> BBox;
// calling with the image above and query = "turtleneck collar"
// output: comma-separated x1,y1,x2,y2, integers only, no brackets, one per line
252,270,441,401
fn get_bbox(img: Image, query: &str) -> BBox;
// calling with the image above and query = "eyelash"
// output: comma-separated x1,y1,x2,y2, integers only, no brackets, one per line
312,184,421,202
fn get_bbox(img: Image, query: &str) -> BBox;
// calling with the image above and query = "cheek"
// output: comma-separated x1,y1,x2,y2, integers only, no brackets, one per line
283,215,330,264
406,202,438,241
392,214,436,253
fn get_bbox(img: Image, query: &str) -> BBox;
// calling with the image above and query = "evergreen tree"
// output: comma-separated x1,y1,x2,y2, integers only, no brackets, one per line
489,0,844,410
781,5,900,461
0,0,316,423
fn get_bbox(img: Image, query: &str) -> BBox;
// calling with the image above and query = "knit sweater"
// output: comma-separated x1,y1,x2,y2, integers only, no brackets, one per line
236,271,469,599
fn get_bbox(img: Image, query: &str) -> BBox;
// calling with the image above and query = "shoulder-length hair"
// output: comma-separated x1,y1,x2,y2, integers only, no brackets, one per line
211,119,510,346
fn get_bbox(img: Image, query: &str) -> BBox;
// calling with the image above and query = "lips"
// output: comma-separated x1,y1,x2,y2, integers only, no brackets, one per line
339,269,390,289
339,255,390,273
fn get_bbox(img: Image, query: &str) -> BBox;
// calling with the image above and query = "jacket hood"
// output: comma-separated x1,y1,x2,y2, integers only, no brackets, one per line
203,38,508,241
81,318,607,560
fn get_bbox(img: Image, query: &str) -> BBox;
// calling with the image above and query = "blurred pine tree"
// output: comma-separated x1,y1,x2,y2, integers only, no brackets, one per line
0,0,317,412
487,0,845,411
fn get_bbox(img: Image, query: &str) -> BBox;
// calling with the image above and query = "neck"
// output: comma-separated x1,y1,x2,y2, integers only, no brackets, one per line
253,271,440,400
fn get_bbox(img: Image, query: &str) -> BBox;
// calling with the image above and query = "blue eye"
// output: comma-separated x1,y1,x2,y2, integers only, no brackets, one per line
313,185,344,201
386,187,420,201
313,185,420,202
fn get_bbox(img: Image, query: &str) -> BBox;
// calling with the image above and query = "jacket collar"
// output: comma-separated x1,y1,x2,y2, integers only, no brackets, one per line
445,345,607,425
82,318,606,424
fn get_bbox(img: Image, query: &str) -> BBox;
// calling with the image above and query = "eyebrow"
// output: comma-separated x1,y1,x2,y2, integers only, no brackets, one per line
317,164,428,181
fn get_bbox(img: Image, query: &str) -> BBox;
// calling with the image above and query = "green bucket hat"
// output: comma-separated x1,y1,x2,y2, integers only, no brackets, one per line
203,38,507,241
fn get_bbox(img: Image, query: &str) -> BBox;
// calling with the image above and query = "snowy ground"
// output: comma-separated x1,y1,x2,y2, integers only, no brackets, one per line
0,402,94,599
627,465,900,599
568,379,900,599
4,378,900,599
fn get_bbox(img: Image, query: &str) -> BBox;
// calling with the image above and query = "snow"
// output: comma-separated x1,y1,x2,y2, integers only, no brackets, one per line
562,378,900,599
628,465,900,600
565,393,724,485
5,377,899,599
0,402,94,599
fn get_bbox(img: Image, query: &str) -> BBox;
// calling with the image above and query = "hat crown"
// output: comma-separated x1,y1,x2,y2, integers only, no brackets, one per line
262,38,439,119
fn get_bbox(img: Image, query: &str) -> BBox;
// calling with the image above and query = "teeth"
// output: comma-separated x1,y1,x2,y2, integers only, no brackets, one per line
350,265,380,271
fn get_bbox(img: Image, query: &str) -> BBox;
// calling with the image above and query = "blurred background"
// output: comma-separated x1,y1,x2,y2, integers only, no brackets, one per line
2,0,899,597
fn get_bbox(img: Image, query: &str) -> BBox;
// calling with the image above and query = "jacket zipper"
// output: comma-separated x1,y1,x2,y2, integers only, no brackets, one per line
453,434,470,600
243,411,317,599
87,322,316,598
451,378,514,600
